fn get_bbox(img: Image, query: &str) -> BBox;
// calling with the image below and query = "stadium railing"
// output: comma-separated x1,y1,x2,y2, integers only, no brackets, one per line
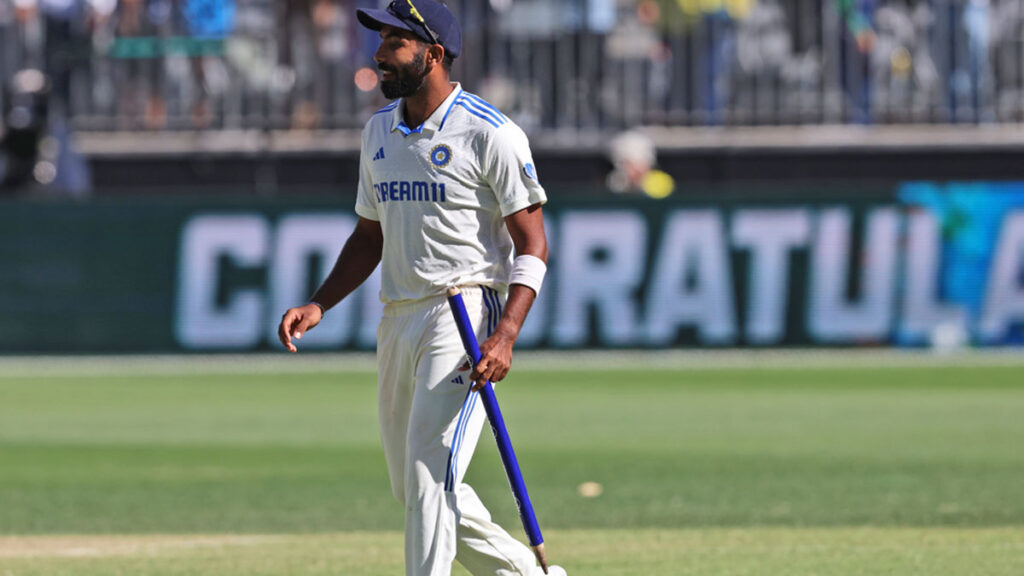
1,0,1022,141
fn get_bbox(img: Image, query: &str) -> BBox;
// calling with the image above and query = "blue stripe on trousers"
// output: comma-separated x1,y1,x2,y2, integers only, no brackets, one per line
445,287,501,492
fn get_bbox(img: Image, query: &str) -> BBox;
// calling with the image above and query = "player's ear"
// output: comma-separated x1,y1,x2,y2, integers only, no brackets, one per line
427,44,446,68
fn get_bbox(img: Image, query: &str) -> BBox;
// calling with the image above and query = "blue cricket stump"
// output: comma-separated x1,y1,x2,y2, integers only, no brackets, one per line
445,287,548,574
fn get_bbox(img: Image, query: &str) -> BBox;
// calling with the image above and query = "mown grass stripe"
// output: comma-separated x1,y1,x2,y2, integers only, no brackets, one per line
4,349,1024,379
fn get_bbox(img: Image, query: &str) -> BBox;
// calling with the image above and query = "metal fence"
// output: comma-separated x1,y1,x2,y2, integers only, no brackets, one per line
2,0,1023,135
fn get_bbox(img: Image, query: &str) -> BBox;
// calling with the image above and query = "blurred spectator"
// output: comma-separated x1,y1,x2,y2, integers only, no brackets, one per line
311,0,351,127
871,0,939,121
837,0,876,54
606,129,675,199
961,0,991,122
81,0,117,121
702,7,736,125
731,0,820,123
276,0,317,129
114,0,168,129
36,0,91,117
990,0,1023,121
734,0,791,122
182,0,236,128
11,0,45,73
836,0,876,122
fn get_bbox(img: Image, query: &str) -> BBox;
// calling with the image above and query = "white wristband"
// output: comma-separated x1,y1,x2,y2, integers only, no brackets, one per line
509,254,547,295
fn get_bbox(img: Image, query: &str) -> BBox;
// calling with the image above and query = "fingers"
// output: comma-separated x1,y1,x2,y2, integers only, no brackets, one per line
278,309,312,353
278,310,299,353
292,317,313,340
473,359,508,383
470,349,510,390
470,359,491,391
278,303,325,353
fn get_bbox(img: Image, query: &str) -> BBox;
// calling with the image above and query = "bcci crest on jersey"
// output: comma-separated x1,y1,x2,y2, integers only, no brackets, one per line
430,144,452,168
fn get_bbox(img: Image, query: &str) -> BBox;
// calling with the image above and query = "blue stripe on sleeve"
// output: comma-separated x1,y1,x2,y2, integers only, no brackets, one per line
456,98,504,127
462,93,508,122
463,96,507,125
456,99,502,127
455,102,500,128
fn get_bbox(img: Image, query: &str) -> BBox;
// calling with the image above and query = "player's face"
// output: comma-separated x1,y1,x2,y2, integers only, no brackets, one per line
375,27,430,100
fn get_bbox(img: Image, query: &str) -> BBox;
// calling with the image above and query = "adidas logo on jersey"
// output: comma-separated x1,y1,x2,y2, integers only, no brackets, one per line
373,147,385,161
451,375,464,385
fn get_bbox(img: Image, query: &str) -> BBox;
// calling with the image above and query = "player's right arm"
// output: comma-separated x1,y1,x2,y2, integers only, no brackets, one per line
277,217,383,352
281,121,384,352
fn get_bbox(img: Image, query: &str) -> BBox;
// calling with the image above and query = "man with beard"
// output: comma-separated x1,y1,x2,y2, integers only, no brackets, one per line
277,2,562,575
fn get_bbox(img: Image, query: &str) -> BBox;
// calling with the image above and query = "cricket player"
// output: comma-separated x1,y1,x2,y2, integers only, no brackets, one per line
277,2,564,575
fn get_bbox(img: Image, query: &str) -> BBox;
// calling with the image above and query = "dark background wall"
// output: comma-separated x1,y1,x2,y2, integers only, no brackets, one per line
85,143,1024,196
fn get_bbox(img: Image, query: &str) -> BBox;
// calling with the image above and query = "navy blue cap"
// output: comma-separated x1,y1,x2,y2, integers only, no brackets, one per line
358,0,462,59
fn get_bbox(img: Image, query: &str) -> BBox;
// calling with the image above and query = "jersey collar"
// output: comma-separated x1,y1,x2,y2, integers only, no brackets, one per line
391,83,463,137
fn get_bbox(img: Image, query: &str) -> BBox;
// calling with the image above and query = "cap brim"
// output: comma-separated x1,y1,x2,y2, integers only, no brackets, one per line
356,8,414,34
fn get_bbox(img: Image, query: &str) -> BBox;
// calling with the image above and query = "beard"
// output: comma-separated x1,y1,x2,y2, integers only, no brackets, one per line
379,51,428,99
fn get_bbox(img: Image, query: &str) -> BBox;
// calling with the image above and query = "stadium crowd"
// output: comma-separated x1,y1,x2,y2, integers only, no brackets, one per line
2,0,1023,136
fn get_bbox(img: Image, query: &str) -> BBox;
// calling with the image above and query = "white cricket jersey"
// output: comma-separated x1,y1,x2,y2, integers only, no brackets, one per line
355,83,547,305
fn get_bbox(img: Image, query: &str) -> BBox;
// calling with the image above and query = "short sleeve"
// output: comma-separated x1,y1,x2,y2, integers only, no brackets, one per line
482,124,547,217
354,130,380,221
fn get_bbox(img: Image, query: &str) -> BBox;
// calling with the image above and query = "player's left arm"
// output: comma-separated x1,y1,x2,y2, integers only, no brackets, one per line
472,203,547,389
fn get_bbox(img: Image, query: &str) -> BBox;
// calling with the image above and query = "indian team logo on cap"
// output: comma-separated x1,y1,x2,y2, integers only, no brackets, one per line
430,144,452,168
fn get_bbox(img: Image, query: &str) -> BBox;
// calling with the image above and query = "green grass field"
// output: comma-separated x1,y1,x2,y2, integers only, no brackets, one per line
1,353,1023,575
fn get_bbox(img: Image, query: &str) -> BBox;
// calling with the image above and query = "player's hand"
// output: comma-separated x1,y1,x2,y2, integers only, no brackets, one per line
278,303,324,353
471,330,515,390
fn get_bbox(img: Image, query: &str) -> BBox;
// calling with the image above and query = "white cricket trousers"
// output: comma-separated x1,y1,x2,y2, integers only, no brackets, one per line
377,286,541,576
